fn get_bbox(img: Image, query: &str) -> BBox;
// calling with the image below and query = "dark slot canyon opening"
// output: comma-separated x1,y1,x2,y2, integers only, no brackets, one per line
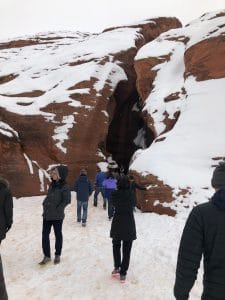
105,81,155,173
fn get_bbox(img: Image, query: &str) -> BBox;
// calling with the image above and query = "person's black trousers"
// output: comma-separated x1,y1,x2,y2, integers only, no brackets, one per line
42,219,63,257
112,239,133,275
0,254,8,300
107,197,114,219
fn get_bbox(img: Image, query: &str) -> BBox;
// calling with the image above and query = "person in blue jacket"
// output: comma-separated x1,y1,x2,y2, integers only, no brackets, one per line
103,171,117,220
74,169,93,227
93,166,106,208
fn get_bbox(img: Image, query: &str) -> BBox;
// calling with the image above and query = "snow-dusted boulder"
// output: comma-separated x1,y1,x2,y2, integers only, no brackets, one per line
0,18,181,197
131,10,225,216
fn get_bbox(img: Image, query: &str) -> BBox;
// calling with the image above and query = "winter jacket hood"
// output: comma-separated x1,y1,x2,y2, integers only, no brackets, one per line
56,165,68,181
212,187,225,211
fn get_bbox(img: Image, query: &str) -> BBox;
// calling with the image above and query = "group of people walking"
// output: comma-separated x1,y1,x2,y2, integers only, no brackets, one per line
0,163,146,298
40,163,145,280
2,161,225,298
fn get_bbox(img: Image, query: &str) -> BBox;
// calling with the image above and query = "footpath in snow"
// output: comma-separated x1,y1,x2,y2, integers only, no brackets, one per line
1,192,203,300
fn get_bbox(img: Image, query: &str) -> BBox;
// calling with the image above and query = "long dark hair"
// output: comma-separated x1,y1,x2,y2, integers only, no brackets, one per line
117,175,130,190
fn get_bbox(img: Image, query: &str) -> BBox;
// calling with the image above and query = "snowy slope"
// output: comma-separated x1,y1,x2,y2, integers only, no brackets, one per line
0,28,142,194
0,29,139,116
130,10,225,213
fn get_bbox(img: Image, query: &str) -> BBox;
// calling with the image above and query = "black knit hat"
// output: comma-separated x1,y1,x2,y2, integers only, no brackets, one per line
211,162,225,189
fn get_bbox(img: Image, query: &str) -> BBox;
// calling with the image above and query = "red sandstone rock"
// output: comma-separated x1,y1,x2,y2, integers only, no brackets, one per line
132,11,225,215
0,18,181,197
184,36,225,80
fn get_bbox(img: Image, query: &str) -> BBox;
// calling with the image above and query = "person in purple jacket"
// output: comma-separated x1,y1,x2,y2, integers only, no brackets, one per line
102,171,117,220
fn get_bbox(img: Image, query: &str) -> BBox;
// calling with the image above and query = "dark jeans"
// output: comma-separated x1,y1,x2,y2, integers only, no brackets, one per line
77,201,88,223
107,197,114,219
0,254,8,300
42,219,63,257
112,239,133,276
93,187,106,207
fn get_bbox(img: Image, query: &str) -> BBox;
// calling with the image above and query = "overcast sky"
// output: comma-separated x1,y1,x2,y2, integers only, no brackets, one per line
0,0,225,39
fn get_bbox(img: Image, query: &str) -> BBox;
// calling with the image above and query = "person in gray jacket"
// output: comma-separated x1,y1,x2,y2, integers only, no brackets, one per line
39,165,71,265
0,177,13,300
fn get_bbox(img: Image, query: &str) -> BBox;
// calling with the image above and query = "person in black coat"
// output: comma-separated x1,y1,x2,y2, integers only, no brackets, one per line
0,178,13,244
110,175,136,282
0,255,8,300
39,165,71,265
174,162,225,300
0,177,13,300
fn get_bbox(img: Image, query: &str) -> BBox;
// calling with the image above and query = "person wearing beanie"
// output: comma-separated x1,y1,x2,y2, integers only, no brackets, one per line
74,168,93,227
39,165,71,265
174,161,225,299
211,161,225,189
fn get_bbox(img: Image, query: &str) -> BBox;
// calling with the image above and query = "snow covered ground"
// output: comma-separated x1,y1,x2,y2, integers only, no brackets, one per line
1,192,204,299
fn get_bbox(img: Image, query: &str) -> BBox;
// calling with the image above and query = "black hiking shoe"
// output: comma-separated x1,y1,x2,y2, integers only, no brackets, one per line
111,268,120,277
54,255,60,264
120,275,126,283
39,256,51,265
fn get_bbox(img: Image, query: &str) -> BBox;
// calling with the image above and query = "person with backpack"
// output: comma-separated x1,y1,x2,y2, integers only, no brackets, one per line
0,177,13,300
174,161,225,299
110,176,136,283
39,165,71,265
74,168,93,227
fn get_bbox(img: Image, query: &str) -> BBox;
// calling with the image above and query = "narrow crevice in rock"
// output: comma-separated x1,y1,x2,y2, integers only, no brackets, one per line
105,81,154,173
